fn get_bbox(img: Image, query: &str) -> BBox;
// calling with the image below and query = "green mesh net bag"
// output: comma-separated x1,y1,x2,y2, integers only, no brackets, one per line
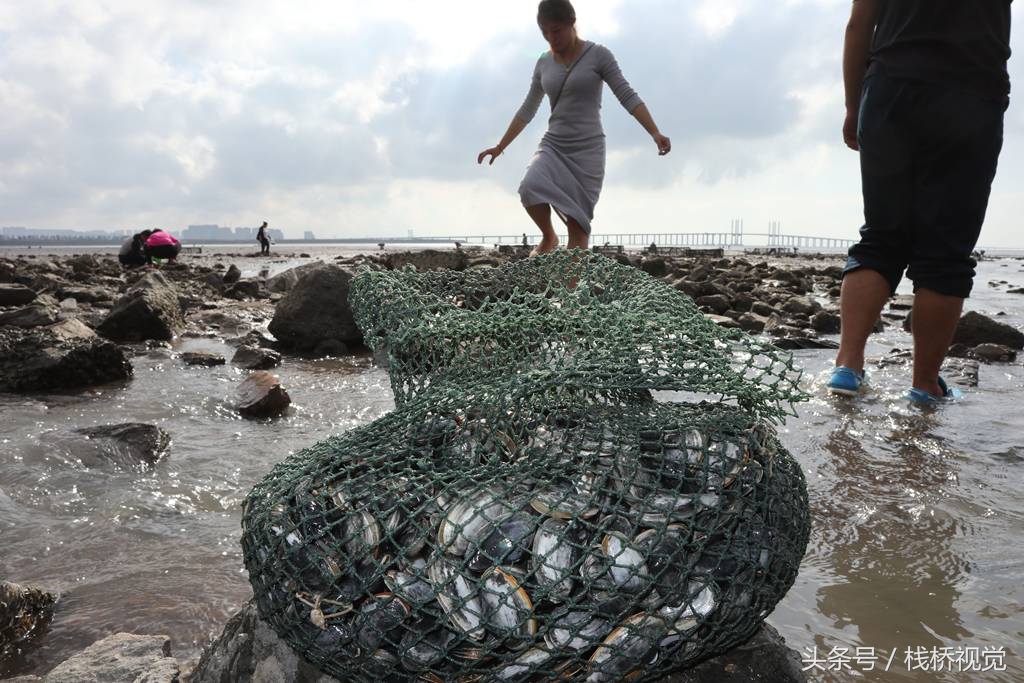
241,250,811,682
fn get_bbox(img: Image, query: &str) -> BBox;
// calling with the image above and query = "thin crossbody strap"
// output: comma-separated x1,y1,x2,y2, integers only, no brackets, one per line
550,42,595,112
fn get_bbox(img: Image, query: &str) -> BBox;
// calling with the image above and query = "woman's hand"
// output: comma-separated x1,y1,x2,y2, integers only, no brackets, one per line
477,146,503,165
653,133,671,156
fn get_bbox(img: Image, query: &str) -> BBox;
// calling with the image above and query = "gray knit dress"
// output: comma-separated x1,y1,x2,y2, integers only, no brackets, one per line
515,41,644,235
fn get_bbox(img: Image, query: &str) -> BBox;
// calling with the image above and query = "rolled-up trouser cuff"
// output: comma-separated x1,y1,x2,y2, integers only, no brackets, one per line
843,249,905,297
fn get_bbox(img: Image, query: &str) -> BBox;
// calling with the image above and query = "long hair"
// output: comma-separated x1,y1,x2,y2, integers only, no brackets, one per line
537,0,576,24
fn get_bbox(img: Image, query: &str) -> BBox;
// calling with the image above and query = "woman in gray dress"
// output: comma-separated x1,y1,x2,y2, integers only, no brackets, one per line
478,0,671,256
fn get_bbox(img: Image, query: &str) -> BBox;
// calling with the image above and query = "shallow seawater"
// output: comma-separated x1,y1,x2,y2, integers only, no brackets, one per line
1,258,1023,681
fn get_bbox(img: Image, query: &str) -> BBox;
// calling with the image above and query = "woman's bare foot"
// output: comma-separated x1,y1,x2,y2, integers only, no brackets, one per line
529,236,559,257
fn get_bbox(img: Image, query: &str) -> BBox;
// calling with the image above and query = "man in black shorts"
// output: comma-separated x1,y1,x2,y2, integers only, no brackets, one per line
829,0,1011,403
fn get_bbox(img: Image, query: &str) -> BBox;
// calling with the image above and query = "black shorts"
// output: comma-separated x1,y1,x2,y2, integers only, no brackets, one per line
845,72,1005,298
148,244,180,260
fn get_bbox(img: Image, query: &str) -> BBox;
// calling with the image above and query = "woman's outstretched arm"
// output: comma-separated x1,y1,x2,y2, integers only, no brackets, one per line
630,103,671,155
478,115,530,165
479,60,544,165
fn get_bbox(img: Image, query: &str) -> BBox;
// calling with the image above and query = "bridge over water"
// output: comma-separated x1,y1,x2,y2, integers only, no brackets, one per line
429,229,854,251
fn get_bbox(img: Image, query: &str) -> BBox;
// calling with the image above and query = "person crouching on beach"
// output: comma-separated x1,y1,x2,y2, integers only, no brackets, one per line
145,228,182,264
118,230,151,269
477,0,671,257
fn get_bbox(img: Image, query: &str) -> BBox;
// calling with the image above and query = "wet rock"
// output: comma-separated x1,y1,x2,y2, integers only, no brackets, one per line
72,423,171,468
56,286,111,304
641,257,668,277
43,633,179,683
1008,287,1024,294
182,351,226,367
952,311,1024,349
780,296,820,316
704,313,740,329
232,345,282,370
737,312,769,333
0,319,132,393
673,278,701,298
889,294,914,310
942,358,979,388
773,337,839,350
810,311,841,334
663,623,807,683
696,294,730,314
945,343,972,359
69,253,100,274
971,343,1017,363
269,264,361,352
223,264,242,284
1,582,56,662
386,249,467,272
236,371,291,418
226,280,263,300
0,284,37,306
203,272,226,294
189,601,342,683
229,330,278,349
190,310,246,330
751,301,777,317
313,339,349,356
265,262,323,293
0,304,60,328
97,271,184,342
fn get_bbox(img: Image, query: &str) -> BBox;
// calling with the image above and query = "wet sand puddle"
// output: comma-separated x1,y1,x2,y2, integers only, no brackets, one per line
1,258,1022,681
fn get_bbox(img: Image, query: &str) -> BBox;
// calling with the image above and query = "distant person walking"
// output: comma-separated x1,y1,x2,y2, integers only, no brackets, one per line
477,0,671,256
118,230,151,269
145,228,182,264
829,0,1011,403
257,221,271,256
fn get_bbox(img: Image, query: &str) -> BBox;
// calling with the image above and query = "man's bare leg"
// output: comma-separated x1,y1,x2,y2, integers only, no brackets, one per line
835,268,891,372
525,204,559,256
911,288,964,397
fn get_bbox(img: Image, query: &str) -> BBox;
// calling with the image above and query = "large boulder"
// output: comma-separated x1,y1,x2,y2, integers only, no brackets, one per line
189,601,342,683
0,284,37,306
952,311,1024,349
189,602,805,683
0,319,132,393
265,262,323,293
1,582,56,662
269,265,361,352
42,633,179,683
97,271,184,342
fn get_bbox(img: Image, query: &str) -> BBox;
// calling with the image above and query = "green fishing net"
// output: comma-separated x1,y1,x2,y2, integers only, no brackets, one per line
242,250,811,682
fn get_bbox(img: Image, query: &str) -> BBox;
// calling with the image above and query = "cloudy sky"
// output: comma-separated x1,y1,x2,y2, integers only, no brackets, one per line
2,0,1022,246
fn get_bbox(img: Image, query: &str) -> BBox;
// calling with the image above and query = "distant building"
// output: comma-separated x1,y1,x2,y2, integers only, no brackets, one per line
269,229,285,241
304,231,316,241
183,224,233,240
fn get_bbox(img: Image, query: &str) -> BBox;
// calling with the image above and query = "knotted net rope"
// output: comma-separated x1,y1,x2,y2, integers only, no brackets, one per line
242,250,811,682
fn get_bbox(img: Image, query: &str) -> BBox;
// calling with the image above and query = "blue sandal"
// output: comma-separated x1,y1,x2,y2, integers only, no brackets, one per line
906,376,963,405
827,366,866,396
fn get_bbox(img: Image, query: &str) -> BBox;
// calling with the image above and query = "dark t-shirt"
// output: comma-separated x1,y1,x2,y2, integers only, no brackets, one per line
867,0,1012,103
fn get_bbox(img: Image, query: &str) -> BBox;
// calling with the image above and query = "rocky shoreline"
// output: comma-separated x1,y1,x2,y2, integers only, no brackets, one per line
3,245,1022,682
